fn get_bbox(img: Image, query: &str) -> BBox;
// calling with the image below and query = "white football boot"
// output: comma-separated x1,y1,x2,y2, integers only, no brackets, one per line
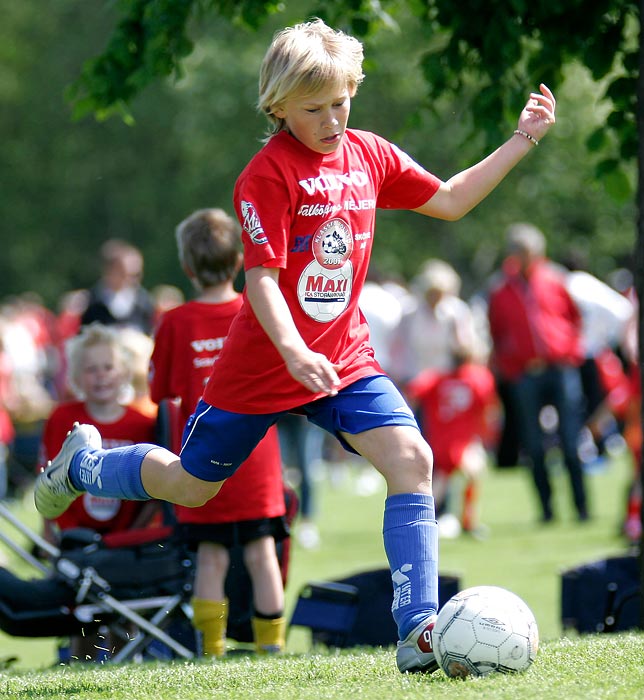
396,614,439,673
34,422,102,519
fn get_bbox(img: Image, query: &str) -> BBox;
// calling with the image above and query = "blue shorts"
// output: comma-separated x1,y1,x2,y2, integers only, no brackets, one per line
180,374,420,482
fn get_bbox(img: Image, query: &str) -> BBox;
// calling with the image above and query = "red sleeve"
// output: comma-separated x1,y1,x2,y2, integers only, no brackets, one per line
235,176,289,271
370,136,441,210
149,316,174,404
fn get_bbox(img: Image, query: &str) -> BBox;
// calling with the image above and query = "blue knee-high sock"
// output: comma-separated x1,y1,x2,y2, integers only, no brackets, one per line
383,492,439,640
67,444,157,500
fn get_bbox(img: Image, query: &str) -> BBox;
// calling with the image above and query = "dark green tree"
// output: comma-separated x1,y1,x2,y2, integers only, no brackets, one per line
69,1,637,188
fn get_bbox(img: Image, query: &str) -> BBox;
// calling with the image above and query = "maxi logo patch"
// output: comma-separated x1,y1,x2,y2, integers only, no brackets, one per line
240,200,268,245
297,259,353,323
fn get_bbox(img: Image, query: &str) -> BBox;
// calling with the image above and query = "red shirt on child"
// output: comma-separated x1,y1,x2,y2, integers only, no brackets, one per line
204,129,440,413
150,299,285,524
406,364,497,474
39,402,157,533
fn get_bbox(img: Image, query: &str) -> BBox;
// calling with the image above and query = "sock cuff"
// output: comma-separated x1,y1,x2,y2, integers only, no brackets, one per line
254,609,285,620
116,443,158,499
383,492,435,530
252,616,286,652
130,443,161,462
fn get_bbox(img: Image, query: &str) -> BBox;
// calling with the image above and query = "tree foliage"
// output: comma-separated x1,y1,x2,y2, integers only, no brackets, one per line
68,0,638,193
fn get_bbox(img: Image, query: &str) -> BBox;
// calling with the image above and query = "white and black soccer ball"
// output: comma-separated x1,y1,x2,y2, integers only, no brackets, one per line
433,585,539,678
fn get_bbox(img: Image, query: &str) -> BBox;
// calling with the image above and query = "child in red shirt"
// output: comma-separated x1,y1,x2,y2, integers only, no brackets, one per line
39,323,159,538
406,345,498,538
36,19,556,673
149,208,287,656
38,322,159,661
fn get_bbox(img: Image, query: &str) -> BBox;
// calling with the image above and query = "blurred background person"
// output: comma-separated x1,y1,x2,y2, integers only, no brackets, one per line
0,318,16,502
151,284,185,329
560,247,634,467
405,328,498,540
390,258,483,385
117,327,157,420
81,239,155,335
0,295,57,491
487,223,588,523
37,322,161,661
359,267,405,376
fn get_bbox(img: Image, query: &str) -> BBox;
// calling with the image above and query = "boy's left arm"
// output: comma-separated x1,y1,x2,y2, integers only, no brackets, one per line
414,84,556,222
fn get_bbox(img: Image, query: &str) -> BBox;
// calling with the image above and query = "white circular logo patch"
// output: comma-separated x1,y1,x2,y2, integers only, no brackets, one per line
298,260,353,323
312,218,353,269
82,493,121,521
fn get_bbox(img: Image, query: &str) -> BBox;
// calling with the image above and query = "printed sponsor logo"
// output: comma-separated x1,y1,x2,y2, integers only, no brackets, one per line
391,564,413,611
298,170,369,195
344,199,376,212
297,260,353,323
312,219,353,270
190,338,225,353
290,234,313,253
298,203,343,217
82,493,121,521
241,200,268,244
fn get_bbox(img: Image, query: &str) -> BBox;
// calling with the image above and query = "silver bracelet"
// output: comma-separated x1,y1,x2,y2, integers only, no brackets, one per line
514,129,539,146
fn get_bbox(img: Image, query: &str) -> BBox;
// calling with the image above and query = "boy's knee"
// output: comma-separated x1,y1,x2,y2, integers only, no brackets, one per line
173,472,224,508
409,436,434,474
175,492,210,508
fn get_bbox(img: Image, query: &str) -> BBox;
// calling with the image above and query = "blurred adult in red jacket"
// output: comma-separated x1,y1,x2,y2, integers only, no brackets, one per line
488,223,588,523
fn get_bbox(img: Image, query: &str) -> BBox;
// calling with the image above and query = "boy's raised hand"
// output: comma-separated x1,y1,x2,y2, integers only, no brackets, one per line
517,84,556,142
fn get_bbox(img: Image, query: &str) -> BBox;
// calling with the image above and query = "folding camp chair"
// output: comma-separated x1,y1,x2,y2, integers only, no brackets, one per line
0,502,196,663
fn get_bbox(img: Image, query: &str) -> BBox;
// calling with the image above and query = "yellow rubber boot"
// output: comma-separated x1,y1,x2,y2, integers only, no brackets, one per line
252,616,286,654
192,598,228,658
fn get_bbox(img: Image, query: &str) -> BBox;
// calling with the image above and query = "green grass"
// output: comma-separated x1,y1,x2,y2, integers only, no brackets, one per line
1,634,643,700
0,449,641,698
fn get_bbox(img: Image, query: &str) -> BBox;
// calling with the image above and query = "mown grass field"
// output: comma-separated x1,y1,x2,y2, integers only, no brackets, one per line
0,448,641,699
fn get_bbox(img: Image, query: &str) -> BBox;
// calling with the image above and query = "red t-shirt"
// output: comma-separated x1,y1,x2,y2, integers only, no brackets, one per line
39,402,157,533
406,364,497,474
202,128,440,413
150,299,285,524
150,298,244,428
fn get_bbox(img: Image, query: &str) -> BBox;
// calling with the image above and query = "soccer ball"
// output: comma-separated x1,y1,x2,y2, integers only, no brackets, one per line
433,586,539,678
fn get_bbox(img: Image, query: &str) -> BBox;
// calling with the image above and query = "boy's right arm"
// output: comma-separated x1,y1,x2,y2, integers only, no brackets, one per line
245,265,341,396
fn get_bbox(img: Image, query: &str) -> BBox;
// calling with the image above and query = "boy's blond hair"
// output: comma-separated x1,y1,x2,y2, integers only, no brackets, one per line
66,322,132,399
175,208,241,290
258,18,365,135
